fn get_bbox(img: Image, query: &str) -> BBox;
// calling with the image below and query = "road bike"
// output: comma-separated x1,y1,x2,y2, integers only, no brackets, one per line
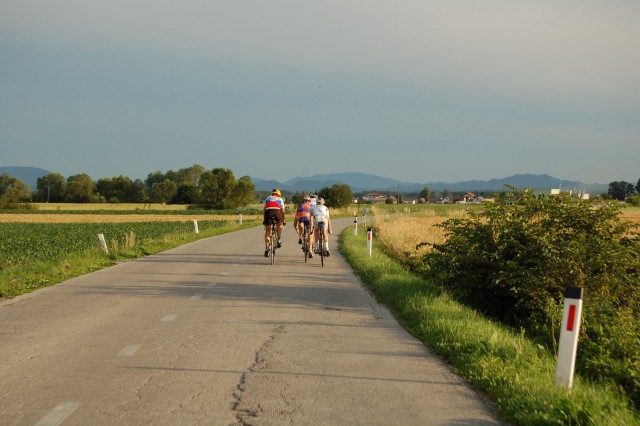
317,222,326,267
301,222,311,263
269,217,278,265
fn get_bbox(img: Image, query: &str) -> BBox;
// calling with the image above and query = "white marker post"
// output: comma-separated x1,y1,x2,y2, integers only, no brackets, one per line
97,234,109,254
193,220,199,234
556,286,584,389
366,227,373,257
353,212,358,236
239,214,243,224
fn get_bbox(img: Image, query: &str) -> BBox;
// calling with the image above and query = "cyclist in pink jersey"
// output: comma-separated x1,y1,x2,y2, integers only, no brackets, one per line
263,189,286,257
294,195,314,258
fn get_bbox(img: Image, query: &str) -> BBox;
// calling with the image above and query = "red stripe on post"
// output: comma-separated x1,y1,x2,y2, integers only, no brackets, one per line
567,305,576,332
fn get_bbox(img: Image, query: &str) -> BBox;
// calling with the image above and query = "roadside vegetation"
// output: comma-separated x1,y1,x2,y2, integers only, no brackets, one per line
340,199,640,425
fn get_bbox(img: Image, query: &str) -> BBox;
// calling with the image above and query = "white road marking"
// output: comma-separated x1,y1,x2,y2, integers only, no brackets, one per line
207,282,217,287
161,314,177,322
240,257,247,261
190,293,203,300
118,344,142,357
220,272,230,276
35,402,81,426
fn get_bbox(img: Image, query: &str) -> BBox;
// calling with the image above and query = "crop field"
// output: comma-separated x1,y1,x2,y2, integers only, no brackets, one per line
0,221,236,269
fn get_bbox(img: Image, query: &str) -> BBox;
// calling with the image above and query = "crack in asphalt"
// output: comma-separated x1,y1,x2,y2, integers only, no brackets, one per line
231,325,285,425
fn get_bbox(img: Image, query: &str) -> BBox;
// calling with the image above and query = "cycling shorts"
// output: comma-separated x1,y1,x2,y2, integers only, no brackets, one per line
298,217,311,226
263,209,283,226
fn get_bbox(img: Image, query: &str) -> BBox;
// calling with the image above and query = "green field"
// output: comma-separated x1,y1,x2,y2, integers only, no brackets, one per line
0,219,258,299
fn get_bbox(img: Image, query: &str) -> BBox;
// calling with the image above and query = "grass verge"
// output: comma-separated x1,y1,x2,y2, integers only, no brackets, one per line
339,229,639,425
0,221,258,300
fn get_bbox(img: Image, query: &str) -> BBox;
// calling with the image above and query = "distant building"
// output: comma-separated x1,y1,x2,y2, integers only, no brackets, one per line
361,193,388,203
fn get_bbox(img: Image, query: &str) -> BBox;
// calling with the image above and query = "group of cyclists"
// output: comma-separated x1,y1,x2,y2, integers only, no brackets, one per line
262,188,332,259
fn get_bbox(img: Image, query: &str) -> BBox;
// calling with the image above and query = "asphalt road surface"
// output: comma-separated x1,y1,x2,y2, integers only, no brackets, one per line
0,218,500,425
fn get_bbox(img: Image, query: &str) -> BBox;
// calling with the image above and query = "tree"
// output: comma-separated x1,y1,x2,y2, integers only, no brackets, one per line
318,184,353,208
35,173,66,202
172,183,200,205
419,186,431,200
65,173,97,203
608,181,634,201
0,173,31,208
228,176,256,208
153,179,177,203
198,168,237,209
96,175,145,203
636,178,640,194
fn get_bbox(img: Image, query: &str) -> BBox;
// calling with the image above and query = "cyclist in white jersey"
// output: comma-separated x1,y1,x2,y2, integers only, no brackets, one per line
311,197,332,256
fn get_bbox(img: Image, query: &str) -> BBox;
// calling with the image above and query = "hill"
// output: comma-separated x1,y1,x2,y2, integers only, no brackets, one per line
0,166,52,191
253,172,608,194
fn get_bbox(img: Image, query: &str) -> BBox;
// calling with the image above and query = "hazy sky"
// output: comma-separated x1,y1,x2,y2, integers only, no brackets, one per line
1,1,638,184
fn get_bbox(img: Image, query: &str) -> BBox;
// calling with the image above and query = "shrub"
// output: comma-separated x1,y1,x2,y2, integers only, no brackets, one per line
413,187,640,407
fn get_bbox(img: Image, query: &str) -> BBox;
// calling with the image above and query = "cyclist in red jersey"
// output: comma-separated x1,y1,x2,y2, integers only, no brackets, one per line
263,189,286,257
293,195,314,258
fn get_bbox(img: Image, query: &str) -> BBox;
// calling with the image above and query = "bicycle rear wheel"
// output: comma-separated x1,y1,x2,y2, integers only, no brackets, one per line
319,224,325,268
303,227,309,263
270,225,277,265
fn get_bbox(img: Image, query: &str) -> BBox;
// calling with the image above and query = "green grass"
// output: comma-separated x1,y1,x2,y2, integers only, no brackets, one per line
338,229,639,425
0,220,258,299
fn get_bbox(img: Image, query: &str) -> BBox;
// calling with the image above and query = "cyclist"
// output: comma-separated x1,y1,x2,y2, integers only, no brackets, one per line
312,197,332,256
263,188,286,257
293,195,314,258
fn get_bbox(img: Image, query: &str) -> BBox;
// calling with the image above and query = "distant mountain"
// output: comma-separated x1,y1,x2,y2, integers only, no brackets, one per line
252,172,608,194
0,166,52,191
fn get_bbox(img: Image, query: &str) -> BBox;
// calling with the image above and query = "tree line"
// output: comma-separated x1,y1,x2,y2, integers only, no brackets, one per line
0,165,255,210
0,164,357,210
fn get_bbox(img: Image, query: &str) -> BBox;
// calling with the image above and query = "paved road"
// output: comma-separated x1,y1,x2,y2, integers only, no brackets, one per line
0,218,500,425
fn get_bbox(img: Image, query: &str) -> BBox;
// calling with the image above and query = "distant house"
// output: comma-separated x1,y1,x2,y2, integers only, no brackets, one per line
402,197,421,204
362,193,388,203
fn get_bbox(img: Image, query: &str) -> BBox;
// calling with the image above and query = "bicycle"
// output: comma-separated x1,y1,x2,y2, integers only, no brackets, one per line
301,222,311,263
269,216,278,265
317,222,326,267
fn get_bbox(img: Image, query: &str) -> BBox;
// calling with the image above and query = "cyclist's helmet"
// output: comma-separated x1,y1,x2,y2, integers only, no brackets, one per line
303,195,310,202
272,189,281,196
317,197,325,204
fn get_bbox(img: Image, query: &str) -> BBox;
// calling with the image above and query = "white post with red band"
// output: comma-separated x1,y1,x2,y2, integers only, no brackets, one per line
366,227,373,257
556,286,583,388
354,212,358,236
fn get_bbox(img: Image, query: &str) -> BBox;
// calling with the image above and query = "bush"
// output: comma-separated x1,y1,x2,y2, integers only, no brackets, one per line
413,187,640,407
626,194,640,207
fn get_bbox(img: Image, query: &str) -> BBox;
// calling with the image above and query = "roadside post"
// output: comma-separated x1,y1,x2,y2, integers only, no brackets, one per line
556,286,584,388
239,214,243,224
97,234,109,255
363,208,368,228
193,220,199,234
353,209,358,236
367,227,373,257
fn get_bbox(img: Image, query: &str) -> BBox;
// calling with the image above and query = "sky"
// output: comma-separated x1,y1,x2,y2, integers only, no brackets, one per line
1,1,639,185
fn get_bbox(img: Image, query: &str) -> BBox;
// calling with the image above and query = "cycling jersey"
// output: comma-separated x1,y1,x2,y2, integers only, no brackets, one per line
264,195,284,210
295,202,312,220
312,204,330,223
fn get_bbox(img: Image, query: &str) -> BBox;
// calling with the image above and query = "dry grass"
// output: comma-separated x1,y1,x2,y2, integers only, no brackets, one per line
375,208,640,260
375,216,448,259
32,203,189,211
0,214,259,223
